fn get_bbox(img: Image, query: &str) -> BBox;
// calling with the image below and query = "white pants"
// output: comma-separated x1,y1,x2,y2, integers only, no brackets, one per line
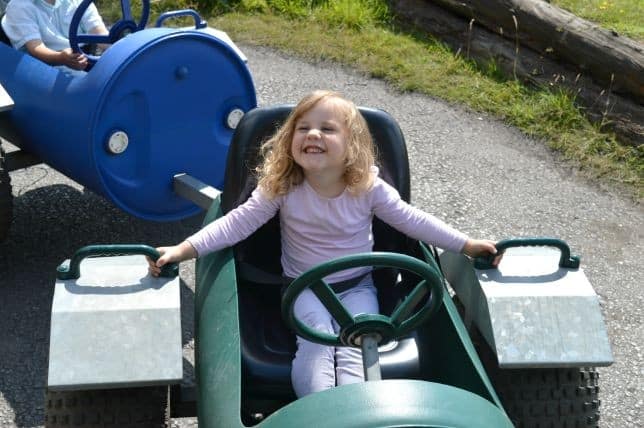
291,275,378,397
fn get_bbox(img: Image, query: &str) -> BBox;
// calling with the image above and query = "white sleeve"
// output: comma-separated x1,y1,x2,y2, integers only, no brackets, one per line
2,2,42,49
79,3,105,33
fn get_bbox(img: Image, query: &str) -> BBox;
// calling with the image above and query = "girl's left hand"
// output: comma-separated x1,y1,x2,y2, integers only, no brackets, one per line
463,239,503,266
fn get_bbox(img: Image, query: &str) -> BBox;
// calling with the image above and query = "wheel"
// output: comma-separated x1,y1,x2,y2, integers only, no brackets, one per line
488,366,601,428
45,386,170,428
0,144,12,242
469,323,601,428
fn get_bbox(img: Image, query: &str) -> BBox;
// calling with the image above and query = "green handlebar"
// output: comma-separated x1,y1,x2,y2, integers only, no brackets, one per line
56,244,179,280
474,237,580,270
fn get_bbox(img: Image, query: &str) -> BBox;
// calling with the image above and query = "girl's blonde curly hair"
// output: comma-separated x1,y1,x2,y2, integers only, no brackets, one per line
257,90,376,198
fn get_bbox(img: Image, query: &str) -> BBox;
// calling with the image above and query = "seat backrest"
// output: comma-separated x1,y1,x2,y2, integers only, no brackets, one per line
222,105,413,286
226,106,420,403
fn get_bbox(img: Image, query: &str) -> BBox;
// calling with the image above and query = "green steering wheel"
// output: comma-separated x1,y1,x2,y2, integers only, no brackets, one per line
281,252,444,347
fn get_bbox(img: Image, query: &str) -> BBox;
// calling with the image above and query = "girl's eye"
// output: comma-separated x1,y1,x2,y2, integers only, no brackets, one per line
322,127,335,132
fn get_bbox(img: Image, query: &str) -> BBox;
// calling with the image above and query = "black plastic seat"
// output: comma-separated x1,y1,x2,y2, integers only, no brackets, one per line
0,15,11,46
222,105,422,398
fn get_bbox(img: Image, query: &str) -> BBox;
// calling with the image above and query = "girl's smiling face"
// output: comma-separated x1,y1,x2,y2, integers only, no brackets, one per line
257,90,375,198
291,98,349,178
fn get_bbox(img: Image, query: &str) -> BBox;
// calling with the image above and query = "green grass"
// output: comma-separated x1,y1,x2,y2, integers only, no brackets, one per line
100,0,643,198
551,0,644,41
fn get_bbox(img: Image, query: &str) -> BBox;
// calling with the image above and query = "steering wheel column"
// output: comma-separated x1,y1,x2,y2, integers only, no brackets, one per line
361,332,382,381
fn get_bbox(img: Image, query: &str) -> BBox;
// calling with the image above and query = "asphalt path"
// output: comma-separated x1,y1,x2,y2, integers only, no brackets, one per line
0,44,642,427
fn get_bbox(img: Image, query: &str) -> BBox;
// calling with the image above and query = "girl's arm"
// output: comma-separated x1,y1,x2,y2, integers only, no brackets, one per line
372,178,497,258
187,188,280,257
148,188,279,276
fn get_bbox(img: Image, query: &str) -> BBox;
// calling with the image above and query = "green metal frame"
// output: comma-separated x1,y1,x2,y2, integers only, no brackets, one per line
194,198,512,427
416,243,504,408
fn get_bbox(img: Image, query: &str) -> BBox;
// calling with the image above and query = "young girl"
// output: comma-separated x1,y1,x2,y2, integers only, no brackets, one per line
149,90,498,397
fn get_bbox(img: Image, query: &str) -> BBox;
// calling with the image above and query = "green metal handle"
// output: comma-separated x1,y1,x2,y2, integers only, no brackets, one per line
474,237,580,270
56,244,179,280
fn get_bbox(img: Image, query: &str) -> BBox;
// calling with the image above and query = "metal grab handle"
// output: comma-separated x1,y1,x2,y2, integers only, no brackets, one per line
474,237,580,270
155,9,207,29
56,244,179,280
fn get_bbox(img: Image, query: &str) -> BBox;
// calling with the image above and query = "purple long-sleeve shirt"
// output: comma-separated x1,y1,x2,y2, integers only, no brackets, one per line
187,170,468,282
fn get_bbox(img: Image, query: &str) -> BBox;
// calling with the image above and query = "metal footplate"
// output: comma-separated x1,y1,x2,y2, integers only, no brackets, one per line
441,238,613,368
48,245,182,390
0,82,13,112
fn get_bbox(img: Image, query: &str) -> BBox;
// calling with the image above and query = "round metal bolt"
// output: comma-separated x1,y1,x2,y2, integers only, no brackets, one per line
107,130,129,154
226,108,245,129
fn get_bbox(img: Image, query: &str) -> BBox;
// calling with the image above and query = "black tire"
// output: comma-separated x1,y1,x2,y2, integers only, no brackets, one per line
45,386,170,428
487,365,601,428
0,144,12,242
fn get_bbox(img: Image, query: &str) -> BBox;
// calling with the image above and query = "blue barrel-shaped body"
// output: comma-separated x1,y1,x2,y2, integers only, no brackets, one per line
0,27,256,221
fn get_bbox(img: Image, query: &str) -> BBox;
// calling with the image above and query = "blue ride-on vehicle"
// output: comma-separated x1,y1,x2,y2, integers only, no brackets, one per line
0,0,256,239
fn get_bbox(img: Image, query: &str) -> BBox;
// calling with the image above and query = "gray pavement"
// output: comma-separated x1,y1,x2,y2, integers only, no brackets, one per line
0,43,642,427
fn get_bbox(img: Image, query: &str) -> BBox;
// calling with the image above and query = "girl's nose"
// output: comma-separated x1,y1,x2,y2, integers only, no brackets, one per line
306,128,321,139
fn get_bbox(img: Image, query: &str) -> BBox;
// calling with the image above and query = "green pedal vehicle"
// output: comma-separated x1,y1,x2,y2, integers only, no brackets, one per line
46,106,612,427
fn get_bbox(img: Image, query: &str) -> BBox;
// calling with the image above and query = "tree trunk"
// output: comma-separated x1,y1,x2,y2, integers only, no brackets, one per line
390,0,643,145
428,0,644,104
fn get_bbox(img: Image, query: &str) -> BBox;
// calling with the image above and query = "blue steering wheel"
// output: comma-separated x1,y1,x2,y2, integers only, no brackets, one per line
68,0,151,64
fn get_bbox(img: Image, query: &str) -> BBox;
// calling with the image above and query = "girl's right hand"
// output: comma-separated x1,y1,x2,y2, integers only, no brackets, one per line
147,247,170,277
147,241,197,277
